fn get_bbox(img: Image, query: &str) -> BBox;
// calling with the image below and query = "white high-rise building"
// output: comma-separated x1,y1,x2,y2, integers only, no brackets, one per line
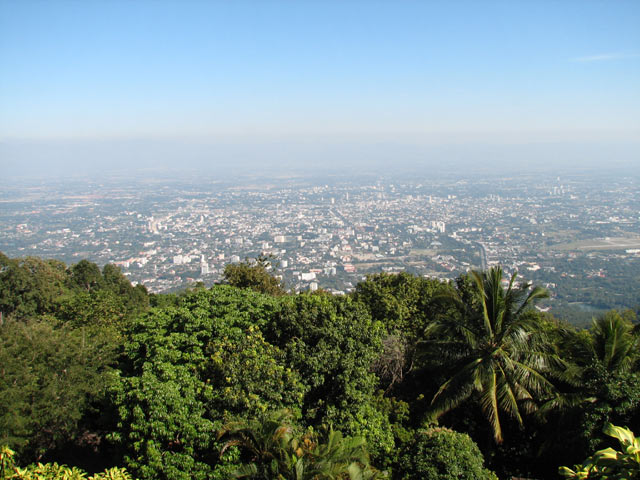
200,255,209,275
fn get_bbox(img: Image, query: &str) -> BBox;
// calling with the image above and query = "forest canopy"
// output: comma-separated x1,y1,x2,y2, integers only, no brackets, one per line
1,253,638,479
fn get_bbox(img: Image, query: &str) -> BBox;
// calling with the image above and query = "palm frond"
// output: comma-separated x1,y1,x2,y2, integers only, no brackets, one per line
429,357,481,418
425,266,558,444
513,285,549,318
477,369,503,443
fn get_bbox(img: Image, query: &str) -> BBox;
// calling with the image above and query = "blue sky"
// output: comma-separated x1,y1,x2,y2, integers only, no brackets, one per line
1,0,639,176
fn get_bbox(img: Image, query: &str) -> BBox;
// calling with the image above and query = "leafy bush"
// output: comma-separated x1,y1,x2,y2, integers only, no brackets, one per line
0,445,131,480
395,427,497,480
559,423,640,479
0,318,117,460
266,293,392,457
111,286,299,480
223,256,286,296
219,410,382,479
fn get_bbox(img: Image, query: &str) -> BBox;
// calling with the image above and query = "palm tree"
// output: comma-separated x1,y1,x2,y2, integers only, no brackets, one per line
219,410,380,479
589,310,639,373
557,309,639,388
219,409,296,479
425,266,559,443
306,429,378,480
560,309,640,420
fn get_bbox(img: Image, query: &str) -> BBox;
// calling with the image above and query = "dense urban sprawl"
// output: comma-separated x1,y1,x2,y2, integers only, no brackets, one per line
1,171,639,322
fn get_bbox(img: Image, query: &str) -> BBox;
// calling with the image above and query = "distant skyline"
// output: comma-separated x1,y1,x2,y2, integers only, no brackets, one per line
1,0,639,177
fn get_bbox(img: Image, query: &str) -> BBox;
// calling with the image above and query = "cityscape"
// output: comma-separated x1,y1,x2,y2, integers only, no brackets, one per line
2,170,639,323
2,1,640,478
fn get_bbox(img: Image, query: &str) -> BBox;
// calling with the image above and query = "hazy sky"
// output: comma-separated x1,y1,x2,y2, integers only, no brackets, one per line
1,0,639,177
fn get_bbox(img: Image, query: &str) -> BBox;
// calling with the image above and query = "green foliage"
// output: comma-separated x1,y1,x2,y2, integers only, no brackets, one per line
353,272,448,339
98,264,149,319
578,364,640,454
112,286,297,480
543,310,640,464
395,427,497,480
0,255,148,325
220,409,298,479
266,294,393,457
112,357,216,480
223,256,286,296
57,290,126,328
560,309,640,376
1,446,15,480
113,286,394,478
55,263,149,332
0,445,131,480
424,266,559,443
305,429,381,480
559,423,640,479
205,326,304,417
69,260,103,292
353,274,450,388
368,393,413,473
0,254,68,318
220,410,382,480
589,310,639,374
0,255,147,465
0,318,117,461
3,253,638,480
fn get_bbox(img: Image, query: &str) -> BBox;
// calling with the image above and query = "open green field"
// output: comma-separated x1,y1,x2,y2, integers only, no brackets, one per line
408,248,437,256
353,261,397,271
551,235,640,252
